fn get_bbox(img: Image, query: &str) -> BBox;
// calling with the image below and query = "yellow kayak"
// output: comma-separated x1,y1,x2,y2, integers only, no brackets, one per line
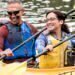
24,66,75,75
0,61,75,75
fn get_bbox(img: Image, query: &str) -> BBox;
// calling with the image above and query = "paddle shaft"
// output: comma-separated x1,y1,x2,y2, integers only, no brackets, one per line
65,9,75,18
0,27,46,60
0,9,75,60
27,34,75,63
7,9,75,52
13,9,74,55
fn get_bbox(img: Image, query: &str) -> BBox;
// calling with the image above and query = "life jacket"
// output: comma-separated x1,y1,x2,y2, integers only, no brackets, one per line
4,22,35,60
39,35,68,69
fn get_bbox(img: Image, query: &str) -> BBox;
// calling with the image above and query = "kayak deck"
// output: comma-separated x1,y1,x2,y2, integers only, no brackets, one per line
0,61,75,75
24,66,75,75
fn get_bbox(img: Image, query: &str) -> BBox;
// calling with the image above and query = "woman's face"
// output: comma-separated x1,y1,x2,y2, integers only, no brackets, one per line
46,12,63,32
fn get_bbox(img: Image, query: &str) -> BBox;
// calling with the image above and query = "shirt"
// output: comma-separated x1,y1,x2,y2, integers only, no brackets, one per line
35,31,72,54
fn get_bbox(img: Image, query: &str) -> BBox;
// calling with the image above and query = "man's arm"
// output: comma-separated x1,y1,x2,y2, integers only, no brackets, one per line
0,25,13,57
0,25,8,51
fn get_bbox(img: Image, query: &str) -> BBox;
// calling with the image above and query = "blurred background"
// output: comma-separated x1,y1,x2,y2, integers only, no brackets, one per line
0,0,75,33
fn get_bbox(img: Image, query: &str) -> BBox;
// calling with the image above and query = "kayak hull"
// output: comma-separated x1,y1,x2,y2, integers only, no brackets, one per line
24,66,75,75
0,61,75,75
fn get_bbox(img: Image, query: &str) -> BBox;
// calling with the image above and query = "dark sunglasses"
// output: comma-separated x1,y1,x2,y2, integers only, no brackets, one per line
7,10,20,15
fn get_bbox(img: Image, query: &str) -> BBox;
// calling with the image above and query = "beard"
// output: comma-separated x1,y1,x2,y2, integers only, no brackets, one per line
10,16,21,25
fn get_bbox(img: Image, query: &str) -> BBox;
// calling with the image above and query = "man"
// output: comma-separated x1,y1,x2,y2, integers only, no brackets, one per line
0,1,37,64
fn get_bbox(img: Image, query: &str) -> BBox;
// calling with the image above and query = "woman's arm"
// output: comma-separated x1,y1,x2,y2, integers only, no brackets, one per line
35,34,47,53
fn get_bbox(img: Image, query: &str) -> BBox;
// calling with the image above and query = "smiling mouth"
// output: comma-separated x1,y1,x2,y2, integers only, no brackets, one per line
46,24,55,30
49,26,55,30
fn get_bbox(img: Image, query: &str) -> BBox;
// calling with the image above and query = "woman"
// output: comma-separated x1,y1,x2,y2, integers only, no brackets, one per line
35,10,72,69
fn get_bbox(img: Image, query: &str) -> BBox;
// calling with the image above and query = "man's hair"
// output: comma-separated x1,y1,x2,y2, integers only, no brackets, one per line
7,0,22,5
7,0,24,11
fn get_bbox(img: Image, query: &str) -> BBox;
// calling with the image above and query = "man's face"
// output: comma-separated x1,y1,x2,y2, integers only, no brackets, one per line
7,3,23,24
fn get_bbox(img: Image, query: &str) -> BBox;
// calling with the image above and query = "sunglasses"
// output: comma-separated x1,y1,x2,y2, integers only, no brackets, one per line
7,10,20,15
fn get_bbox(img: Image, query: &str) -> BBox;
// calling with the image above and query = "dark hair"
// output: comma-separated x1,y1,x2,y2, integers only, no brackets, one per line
46,10,70,33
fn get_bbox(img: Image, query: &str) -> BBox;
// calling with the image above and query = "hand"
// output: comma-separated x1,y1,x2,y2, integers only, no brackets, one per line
2,48,14,56
44,45,53,52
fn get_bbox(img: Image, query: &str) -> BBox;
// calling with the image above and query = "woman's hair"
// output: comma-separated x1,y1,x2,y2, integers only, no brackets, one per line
46,10,70,34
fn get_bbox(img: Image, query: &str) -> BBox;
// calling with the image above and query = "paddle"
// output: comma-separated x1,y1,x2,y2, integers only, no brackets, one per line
0,9,75,60
0,34,75,75
0,27,47,60
0,9,75,75
26,34,75,63
26,9,75,62
64,9,75,19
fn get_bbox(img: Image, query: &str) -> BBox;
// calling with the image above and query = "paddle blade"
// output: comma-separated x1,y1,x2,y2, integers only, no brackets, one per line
0,61,27,75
